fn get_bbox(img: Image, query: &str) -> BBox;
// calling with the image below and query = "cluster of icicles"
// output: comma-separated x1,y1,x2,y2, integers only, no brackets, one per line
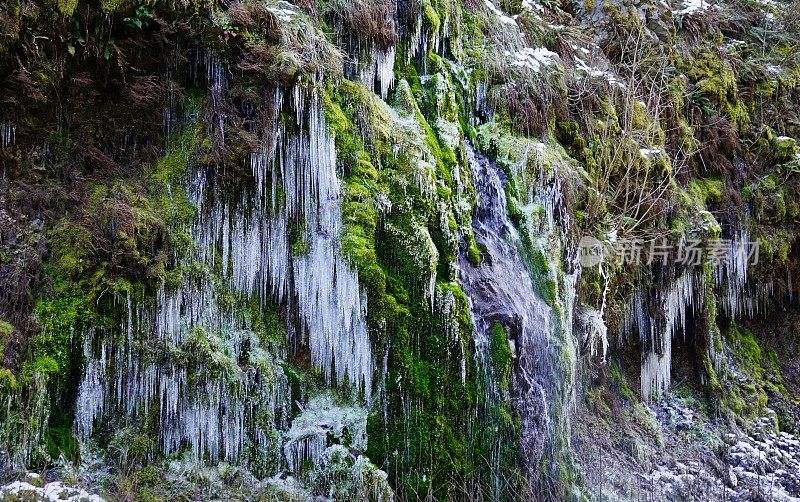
76,67,374,468
0,121,14,148
76,292,289,467
624,232,783,399
201,87,374,397
624,270,705,399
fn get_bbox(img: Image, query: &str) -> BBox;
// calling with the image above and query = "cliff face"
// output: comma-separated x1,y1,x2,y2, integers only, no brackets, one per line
0,0,799,500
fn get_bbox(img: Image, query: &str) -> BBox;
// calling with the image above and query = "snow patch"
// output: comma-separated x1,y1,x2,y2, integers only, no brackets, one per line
484,0,517,25
676,0,711,15
0,481,105,502
505,47,558,72
265,1,297,22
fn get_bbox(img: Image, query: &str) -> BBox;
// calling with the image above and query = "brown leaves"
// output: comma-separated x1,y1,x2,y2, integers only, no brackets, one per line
126,75,164,105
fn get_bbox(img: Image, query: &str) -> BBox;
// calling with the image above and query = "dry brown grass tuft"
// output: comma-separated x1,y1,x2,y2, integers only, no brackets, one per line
324,0,398,49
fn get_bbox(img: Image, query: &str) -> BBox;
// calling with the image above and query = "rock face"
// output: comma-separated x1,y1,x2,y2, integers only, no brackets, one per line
0,0,799,500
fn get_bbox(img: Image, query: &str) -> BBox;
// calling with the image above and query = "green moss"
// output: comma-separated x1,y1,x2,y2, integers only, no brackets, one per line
31,278,93,374
585,386,611,415
530,248,558,306
46,410,79,463
149,125,198,232
421,0,442,33
465,233,482,266
722,324,786,419
688,177,724,206
56,0,78,16
609,360,635,401
682,49,750,128
0,320,13,360
489,323,512,391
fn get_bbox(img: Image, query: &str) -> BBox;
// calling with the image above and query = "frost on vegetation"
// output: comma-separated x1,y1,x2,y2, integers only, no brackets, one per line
261,475,311,500
283,395,368,474
481,128,572,237
579,307,608,363
435,118,462,152
0,480,104,502
298,445,394,501
383,219,439,305
385,82,439,200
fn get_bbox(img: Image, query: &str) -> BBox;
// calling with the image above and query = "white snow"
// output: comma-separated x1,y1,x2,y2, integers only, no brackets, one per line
0,480,105,502
677,0,711,15
505,47,558,72
640,147,663,157
484,0,517,25
265,1,297,22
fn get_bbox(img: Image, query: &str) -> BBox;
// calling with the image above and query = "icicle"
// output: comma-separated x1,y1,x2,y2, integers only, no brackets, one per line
0,122,15,148
75,80,372,477
360,46,396,99
580,308,608,363
640,339,672,401
626,271,705,400
205,50,227,146
407,16,424,64
75,330,105,441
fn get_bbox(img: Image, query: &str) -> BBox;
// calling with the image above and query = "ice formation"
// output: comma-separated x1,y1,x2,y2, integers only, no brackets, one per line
0,121,14,148
580,307,609,362
361,46,396,99
625,271,705,399
76,76,373,471
283,395,368,474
